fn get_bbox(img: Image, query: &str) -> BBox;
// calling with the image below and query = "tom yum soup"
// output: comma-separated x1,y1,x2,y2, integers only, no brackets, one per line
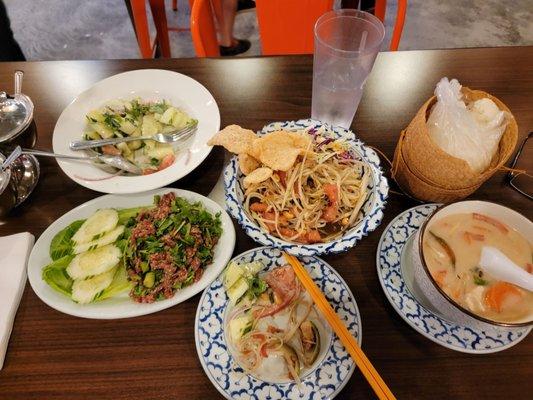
422,212,533,324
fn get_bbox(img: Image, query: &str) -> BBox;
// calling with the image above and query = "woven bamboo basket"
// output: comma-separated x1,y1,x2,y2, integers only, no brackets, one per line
392,87,518,202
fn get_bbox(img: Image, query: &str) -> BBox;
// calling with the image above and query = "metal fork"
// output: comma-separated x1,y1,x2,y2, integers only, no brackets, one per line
69,121,198,151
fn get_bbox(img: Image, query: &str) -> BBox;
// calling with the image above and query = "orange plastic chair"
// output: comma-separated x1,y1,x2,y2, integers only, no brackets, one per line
190,0,221,57
130,0,192,58
255,0,334,55
255,0,407,55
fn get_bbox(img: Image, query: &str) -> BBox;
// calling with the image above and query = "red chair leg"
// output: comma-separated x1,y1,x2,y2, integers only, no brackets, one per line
130,0,153,58
172,0,178,11
149,0,172,58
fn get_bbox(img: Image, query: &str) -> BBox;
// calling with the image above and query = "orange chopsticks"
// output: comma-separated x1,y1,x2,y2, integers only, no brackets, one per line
284,253,396,400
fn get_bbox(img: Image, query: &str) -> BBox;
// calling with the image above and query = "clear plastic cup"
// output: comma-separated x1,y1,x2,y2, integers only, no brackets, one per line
311,9,385,128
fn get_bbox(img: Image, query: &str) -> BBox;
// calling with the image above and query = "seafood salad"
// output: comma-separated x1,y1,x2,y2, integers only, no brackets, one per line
223,261,329,382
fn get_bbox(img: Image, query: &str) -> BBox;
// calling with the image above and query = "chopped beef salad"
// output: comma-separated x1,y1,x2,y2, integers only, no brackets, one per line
125,192,222,303
42,192,222,304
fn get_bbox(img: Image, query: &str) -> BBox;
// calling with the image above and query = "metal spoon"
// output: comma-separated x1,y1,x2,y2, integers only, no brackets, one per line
69,120,198,151
20,148,142,175
1,145,22,171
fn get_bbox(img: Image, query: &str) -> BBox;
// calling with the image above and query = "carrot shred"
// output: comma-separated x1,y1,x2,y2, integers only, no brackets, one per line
473,213,509,234
250,202,268,213
484,282,522,313
433,270,447,287
464,231,485,242
526,263,533,274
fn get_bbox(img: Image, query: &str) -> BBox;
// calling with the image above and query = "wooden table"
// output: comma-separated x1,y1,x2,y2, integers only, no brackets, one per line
0,47,532,400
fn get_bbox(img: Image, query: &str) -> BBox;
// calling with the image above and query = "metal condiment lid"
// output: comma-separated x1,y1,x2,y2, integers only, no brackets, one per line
0,91,34,143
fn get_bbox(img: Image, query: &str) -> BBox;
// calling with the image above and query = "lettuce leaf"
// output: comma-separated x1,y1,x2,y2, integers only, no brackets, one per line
94,263,131,301
117,206,146,225
49,220,84,261
42,255,75,296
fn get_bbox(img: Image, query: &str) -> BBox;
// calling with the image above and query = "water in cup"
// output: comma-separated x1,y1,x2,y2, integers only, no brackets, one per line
312,61,368,128
311,10,385,129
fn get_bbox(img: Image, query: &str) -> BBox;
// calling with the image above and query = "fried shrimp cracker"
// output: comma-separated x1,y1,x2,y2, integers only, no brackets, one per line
243,167,273,188
251,130,310,171
239,153,260,175
207,124,257,154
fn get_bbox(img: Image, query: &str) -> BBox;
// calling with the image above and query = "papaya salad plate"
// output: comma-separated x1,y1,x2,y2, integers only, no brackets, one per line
195,246,361,400
214,119,388,256
27,188,235,319
52,69,220,194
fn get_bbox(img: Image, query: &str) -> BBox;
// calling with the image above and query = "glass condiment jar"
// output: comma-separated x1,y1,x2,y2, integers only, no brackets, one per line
0,70,37,148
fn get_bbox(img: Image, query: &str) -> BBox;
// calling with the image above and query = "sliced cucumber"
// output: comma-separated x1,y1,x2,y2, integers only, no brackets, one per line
144,143,174,160
71,268,116,304
73,225,125,254
72,209,119,245
119,119,137,135
243,261,263,276
84,131,101,140
223,261,244,290
227,277,249,305
171,110,190,129
86,110,105,123
159,107,176,125
229,313,253,342
90,121,115,138
116,142,132,156
66,244,121,280
142,115,162,136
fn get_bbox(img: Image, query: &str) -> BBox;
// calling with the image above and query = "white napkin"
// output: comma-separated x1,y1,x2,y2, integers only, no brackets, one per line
0,232,34,370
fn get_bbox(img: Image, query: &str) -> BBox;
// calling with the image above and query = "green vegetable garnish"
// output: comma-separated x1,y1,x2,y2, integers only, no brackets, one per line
149,101,169,114
103,112,122,130
249,276,268,297
473,275,488,286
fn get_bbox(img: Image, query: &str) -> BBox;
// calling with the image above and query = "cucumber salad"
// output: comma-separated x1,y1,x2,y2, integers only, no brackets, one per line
42,192,222,304
84,98,197,174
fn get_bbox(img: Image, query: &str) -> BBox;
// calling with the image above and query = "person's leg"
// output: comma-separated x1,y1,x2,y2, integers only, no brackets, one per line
218,0,237,47
0,0,25,61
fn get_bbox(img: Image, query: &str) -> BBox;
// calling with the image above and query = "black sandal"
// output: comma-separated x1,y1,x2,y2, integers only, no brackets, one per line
220,39,251,56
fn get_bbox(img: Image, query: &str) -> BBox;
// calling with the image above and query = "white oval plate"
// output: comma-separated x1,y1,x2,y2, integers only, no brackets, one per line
27,188,236,319
195,246,361,399
376,204,531,353
53,69,220,194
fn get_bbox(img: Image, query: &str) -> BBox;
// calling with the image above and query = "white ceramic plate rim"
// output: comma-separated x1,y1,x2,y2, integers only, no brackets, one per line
194,246,361,399
52,69,220,194
376,204,531,354
27,188,236,319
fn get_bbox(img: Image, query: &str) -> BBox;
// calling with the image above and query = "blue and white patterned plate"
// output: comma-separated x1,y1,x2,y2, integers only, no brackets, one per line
376,204,531,353
224,119,389,257
195,246,361,399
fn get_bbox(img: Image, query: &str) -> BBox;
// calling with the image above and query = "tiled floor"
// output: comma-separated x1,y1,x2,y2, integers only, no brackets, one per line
4,0,533,61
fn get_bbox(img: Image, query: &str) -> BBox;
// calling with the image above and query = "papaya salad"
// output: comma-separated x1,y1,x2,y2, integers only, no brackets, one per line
42,192,222,304
208,125,370,244
84,98,197,174
223,261,327,382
